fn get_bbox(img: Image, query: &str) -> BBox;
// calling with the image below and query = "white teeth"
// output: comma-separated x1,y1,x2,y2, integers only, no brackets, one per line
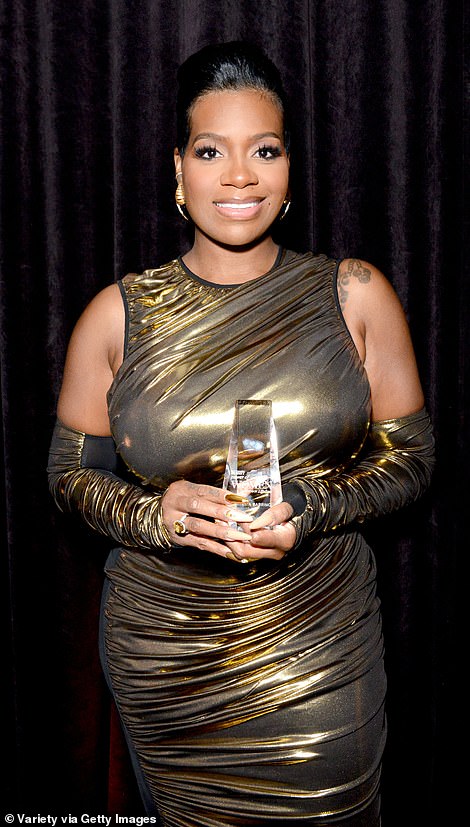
215,201,259,209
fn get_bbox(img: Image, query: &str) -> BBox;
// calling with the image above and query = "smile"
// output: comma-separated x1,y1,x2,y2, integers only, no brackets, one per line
212,199,266,220
214,200,262,210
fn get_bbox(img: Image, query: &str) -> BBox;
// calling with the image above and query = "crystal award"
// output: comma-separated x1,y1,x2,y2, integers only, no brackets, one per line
223,400,282,527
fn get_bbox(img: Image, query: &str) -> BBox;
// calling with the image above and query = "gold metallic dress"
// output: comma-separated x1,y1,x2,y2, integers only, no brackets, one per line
101,250,386,825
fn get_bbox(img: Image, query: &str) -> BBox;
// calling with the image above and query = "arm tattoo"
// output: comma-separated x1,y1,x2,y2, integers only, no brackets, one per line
337,259,371,310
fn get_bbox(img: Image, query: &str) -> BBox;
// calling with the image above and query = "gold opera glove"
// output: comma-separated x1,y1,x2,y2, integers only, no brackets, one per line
47,420,172,550
290,408,435,546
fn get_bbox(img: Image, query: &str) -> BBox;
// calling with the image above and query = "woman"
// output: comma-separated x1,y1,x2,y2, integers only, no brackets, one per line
48,42,434,826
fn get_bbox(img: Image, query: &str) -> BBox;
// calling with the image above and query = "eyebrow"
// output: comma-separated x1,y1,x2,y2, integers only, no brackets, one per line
191,131,283,144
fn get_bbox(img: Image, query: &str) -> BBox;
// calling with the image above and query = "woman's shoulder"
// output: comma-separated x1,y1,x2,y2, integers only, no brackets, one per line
121,258,181,292
281,249,338,281
72,282,123,333
336,257,400,316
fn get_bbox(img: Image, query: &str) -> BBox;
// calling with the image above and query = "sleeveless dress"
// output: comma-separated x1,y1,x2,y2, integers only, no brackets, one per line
101,249,386,826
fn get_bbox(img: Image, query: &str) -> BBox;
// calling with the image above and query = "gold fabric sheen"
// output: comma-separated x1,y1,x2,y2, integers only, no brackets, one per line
47,250,433,824
291,408,435,543
102,251,387,824
48,421,171,550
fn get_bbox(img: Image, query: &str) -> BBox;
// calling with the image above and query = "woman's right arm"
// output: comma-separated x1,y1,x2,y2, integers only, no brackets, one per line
48,285,257,556
48,284,175,550
56,283,124,435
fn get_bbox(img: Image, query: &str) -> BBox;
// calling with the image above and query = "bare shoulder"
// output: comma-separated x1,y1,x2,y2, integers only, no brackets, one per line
57,283,125,434
337,258,396,312
337,259,402,362
74,282,123,332
68,283,124,367
338,259,424,419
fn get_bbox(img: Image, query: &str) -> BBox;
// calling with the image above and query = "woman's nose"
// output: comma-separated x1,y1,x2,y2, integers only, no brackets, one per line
220,156,259,188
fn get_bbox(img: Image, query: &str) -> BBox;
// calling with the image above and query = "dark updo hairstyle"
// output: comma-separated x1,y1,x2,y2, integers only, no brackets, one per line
176,41,291,156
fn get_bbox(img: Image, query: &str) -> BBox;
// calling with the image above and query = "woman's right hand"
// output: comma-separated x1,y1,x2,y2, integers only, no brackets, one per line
162,480,255,558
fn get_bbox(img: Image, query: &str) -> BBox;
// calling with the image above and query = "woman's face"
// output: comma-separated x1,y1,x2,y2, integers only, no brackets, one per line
174,89,290,249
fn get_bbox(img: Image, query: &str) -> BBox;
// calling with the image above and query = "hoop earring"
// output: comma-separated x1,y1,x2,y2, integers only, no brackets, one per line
175,173,189,221
279,198,291,221
176,202,190,221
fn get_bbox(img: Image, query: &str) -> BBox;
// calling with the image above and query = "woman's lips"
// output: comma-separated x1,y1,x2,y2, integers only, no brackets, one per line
213,198,265,219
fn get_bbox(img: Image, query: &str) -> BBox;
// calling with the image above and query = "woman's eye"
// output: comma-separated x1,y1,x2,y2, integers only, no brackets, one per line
194,145,221,159
255,144,283,160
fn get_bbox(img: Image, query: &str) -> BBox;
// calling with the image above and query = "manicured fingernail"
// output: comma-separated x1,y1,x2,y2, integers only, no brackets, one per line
226,508,253,522
227,531,251,542
225,550,250,563
225,493,251,504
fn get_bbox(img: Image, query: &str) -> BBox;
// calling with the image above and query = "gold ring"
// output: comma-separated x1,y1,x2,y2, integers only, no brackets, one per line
173,514,189,536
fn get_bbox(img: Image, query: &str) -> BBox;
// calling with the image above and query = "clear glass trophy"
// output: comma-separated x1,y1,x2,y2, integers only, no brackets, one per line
223,400,282,528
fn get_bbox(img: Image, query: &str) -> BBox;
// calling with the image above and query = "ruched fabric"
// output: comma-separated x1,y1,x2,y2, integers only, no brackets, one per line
102,251,386,825
102,537,385,825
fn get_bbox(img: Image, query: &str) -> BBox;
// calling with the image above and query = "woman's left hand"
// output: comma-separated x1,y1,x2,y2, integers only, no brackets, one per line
225,501,296,563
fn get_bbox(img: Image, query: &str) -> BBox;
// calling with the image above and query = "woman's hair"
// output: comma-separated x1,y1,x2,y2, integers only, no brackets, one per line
176,42,290,155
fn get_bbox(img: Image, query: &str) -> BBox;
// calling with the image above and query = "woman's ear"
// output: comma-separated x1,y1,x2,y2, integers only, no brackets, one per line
174,148,182,176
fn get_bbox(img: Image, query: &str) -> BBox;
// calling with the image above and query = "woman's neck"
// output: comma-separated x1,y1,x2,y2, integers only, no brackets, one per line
181,235,280,284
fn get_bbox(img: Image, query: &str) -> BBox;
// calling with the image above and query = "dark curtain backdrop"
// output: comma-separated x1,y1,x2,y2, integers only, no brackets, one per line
1,1,466,824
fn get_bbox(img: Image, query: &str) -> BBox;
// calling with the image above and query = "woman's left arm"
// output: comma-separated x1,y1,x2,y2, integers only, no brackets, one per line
246,259,435,552
338,258,424,420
